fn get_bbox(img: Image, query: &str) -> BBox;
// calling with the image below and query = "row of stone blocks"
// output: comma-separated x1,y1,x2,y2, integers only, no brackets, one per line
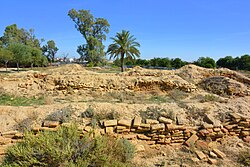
0,113,249,147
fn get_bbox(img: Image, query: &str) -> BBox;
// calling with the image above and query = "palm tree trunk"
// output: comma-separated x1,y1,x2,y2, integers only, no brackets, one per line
121,53,125,72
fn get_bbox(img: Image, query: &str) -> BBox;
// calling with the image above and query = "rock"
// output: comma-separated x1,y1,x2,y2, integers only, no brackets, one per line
243,136,250,142
135,144,145,152
208,158,217,164
195,150,207,160
122,134,137,140
118,120,131,127
196,140,208,150
103,120,117,127
185,134,199,147
1,130,18,136
105,127,114,134
84,126,92,132
158,117,173,124
191,157,200,163
202,123,213,129
151,123,165,131
137,134,151,140
237,143,244,148
140,123,150,128
212,148,226,159
240,131,250,136
146,119,159,124
209,151,217,158
133,117,142,127
203,114,215,124
43,120,60,128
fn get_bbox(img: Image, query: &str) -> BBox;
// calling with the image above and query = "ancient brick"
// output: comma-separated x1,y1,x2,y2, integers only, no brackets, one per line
146,119,159,124
105,127,114,134
212,148,226,159
208,158,217,164
118,119,131,127
137,134,151,140
133,117,141,127
195,150,207,160
151,123,165,131
43,120,60,128
185,134,199,147
104,120,117,127
158,117,173,124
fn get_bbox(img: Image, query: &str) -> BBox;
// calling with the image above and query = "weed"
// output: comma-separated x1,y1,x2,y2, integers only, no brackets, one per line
199,94,222,103
46,105,75,123
140,106,166,121
2,125,135,167
168,89,189,101
238,148,250,166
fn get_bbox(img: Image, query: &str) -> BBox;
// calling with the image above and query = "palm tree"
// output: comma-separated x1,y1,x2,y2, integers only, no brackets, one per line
107,30,140,72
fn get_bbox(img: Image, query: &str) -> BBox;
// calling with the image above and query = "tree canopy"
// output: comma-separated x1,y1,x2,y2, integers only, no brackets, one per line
107,30,140,72
42,40,59,63
68,9,110,65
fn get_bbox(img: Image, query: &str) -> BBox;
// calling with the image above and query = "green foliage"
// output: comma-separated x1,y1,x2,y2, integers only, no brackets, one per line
42,40,58,63
7,43,31,71
140,106,166,121
2,125,135,167
238,148,250,166
0,48,13,70
107,30,140,72
200,94,221,103
194,56,216,68
68,9,109,65
217,55,250,71
0,94,45,106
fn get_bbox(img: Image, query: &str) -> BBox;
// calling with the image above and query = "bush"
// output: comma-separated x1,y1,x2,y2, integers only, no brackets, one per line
238,148,250,166
45,105,75,123
140,106,166,121
2,125,135,167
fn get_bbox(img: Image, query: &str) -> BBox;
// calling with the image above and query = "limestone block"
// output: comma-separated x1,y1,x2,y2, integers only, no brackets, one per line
195,150,207,160
212,149,226,159
146,119,159,124
104,120,117,127
105,127,114,134
158,117,173,124
118,119,131,127
185,134,199,147
151,123,165,131
43,120,60,128
133,117,141,127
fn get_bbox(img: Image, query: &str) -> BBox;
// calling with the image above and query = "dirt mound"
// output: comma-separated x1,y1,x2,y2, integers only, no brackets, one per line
121,66,173,77
200,76,250,96
47,64,89,75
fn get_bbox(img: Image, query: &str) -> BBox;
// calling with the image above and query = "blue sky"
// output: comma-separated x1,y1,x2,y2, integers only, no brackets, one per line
0,0,250,61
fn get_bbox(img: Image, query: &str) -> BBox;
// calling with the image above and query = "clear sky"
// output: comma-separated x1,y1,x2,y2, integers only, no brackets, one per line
0,0,250,62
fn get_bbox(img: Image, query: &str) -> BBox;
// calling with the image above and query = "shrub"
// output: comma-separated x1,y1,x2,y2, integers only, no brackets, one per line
238,148,250,166
2,125,135,167
45,105,75,123
140,106,166,121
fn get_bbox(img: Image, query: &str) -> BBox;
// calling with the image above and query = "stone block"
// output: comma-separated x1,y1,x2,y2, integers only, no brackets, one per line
240,131,250,136
118,119,131,127
243,136,250,142
137,134,151,140
185,134,199,147
212,148,226,159
146,119,159,124
43,120,60,128
208,158,217,164
105,127,114,134
140,123,150,128
209,151,217,158
133,117,141,127
104,120,117,127
151,123,165,131
195,150,207,160
1,130,18,136
158,117,173,124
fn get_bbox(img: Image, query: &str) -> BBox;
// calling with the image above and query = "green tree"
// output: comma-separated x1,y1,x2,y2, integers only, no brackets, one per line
239,54,250,70
42,40,58,63
216,56,234,69
8,43,31,72
194,57,216,68
30,47,43,68
0,24,41,48
107,30,140,72
0,48,13,71
171,58,187,69
68,9,110,65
